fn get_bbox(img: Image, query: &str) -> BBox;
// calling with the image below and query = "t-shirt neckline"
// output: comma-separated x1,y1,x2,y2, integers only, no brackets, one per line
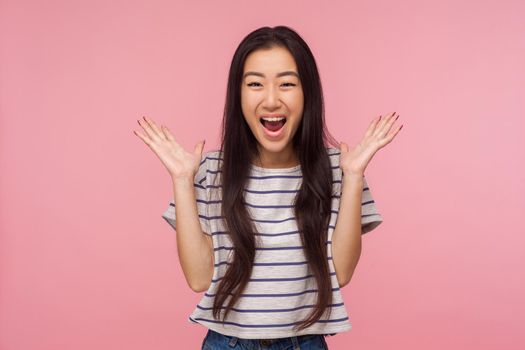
249,163,302,173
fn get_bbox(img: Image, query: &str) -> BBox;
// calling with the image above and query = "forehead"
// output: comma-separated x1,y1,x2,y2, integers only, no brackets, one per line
243,46,297,74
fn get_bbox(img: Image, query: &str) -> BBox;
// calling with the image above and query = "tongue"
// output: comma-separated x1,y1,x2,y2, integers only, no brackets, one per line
264,120,285,132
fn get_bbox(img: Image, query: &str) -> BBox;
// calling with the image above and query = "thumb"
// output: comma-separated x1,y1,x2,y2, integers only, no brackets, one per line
194,139,206,157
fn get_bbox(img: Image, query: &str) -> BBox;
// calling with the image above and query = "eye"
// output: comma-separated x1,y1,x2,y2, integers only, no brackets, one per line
246,82,297,87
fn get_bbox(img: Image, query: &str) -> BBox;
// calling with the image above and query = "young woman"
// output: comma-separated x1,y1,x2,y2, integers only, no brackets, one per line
134,25,402,350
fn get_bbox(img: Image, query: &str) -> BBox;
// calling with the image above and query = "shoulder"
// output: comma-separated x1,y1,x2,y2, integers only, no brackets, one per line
203,149,222,160
199,149,223,188
326,146,341,168
202,149,222,171
325,147,343,193
326,146,340,156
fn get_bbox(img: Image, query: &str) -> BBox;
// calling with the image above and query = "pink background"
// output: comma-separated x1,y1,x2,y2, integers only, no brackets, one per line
1,0,524,349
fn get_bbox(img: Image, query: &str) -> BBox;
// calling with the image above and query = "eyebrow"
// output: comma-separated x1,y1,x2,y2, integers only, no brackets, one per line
243,71,300,79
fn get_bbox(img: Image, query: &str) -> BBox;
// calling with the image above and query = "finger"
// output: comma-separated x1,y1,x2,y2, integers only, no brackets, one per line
384,113,400,135
364,115,382,139
376,112,399,139
139,116,164,142
143,116,167,140
133,129,152,146
138,116,162,141
375,111,395,130
383,123,403,144
194,139,206,157
160,124,180,146
339,142,348,153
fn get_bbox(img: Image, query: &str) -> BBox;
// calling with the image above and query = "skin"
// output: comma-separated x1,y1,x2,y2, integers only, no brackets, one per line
133,117,212,292
241,45,304,168
340,111,403,178
333,112,403,287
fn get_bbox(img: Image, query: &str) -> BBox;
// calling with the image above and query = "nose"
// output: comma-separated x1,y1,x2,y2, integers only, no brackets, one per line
261,85,282,109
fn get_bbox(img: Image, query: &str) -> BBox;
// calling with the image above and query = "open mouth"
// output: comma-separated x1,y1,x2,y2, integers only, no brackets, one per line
259,116,287,132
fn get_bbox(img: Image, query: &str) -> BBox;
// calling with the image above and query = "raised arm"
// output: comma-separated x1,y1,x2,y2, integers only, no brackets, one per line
333,112,402,287
134,116,213,292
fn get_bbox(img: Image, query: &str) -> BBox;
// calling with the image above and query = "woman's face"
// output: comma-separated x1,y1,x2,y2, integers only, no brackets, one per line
241,46,304,167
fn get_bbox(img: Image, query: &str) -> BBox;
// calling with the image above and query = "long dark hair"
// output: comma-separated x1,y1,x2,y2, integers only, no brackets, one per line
212,25,340,331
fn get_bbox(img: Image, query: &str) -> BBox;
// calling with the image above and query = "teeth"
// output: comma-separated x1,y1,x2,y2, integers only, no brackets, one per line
261,117,286,122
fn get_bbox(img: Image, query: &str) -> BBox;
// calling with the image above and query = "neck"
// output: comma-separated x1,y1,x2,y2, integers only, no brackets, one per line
253,145,299,169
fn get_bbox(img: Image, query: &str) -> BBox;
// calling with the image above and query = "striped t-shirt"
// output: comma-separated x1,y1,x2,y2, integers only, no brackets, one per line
161,147,383,339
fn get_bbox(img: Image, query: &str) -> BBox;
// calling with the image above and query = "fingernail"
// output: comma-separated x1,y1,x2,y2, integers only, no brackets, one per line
400,124,403,130
395,114,399,121
379,115,382,120
137,119,140,125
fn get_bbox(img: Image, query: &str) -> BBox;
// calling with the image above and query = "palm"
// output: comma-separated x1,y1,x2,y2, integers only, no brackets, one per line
133,116,205,179
339,112,403,176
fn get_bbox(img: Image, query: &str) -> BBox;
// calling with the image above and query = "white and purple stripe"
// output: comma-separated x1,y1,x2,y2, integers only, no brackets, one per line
161,147,383,339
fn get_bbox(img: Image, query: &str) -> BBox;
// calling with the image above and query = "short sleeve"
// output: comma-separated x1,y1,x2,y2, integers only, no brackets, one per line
329,146,384,235
338,171,383,235
161,154,212,236
358,175,383,235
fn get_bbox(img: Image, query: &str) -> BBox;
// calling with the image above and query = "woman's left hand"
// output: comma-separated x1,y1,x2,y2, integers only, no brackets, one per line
339,112,403,177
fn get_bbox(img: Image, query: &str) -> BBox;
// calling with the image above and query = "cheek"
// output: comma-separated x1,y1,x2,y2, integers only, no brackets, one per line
241,86,254,100
241,94,258,114
287,91,304,114
290,94,304,127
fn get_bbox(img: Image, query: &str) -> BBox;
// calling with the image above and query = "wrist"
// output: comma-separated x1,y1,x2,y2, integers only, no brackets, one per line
342,172,364,186
172,175,194,187
342,169,364,179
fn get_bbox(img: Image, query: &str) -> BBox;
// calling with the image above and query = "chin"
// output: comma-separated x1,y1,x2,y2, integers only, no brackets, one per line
258,139,291,153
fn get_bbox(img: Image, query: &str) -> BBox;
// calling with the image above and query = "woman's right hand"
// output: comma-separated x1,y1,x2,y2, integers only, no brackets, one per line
133,116,205,180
